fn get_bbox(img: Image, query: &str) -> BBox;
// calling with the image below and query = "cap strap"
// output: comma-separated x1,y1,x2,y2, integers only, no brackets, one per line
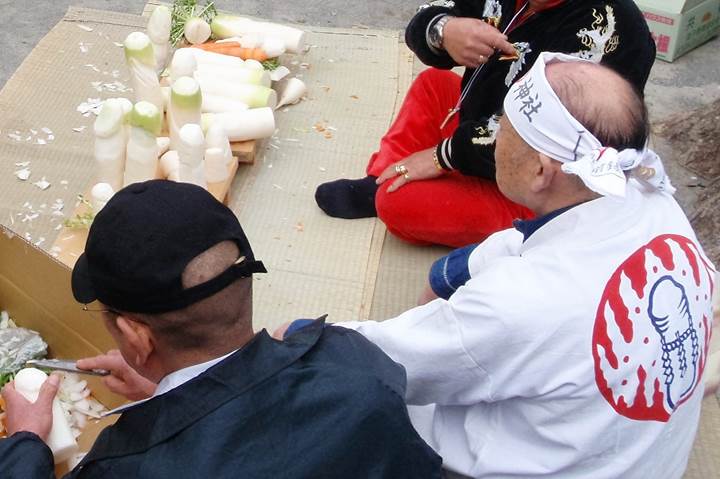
133,260,267,314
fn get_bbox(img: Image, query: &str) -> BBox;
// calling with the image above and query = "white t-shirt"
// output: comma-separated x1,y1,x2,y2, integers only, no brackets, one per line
339,183,715,478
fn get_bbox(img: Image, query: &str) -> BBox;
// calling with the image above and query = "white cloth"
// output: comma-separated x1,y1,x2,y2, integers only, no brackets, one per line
105,349,237,415
503,52,674,198
338,183,715,478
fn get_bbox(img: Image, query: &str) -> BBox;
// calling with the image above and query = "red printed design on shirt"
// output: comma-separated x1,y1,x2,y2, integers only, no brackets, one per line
593,235,714,422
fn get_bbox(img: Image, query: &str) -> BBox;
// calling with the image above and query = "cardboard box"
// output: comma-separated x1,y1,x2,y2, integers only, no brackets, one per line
635,0,720,62
0,225,123,472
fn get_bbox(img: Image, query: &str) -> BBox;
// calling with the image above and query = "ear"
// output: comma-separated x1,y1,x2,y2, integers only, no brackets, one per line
529,153,556,194
115,316,155,367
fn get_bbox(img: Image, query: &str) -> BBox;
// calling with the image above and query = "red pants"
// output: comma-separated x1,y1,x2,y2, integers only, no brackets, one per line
367,68,533,248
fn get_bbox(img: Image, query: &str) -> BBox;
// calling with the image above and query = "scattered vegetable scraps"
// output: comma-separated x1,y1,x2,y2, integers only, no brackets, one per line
63,195,95,229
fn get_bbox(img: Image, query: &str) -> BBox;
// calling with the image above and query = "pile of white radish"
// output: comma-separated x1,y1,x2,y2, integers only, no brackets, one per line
89,7,308,206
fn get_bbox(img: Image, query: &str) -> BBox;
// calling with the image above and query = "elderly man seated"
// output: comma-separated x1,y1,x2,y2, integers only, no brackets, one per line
302,53,715,478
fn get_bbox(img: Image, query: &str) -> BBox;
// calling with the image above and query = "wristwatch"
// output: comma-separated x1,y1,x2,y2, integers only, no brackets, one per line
428,15,454,51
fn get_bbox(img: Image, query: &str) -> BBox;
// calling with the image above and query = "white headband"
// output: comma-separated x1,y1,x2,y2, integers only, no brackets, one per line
503,52,675,198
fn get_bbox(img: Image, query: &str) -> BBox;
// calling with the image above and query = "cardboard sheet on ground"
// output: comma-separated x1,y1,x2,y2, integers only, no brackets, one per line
0,6,410,332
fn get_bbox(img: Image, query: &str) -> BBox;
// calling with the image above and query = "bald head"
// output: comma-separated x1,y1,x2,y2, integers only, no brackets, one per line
545,62,649,151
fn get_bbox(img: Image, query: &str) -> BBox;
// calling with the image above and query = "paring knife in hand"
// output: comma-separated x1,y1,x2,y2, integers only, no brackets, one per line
25,359,110,377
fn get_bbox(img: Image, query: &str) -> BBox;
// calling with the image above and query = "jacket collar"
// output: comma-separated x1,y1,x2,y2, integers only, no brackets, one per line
520,183,646,252
78,319,326,466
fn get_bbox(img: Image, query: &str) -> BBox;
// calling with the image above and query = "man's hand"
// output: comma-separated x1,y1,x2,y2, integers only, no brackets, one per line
376,148,444,193
1,373,61,440
77,350,156,401
443,17,516,68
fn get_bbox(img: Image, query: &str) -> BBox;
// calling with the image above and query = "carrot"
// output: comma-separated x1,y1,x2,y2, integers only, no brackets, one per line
192,42,269,61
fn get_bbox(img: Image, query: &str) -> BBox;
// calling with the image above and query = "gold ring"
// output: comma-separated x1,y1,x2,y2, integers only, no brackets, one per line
403,173,410,181
395,164,408,176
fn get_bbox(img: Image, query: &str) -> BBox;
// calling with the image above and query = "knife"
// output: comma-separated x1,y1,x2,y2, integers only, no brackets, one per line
25,359,110,377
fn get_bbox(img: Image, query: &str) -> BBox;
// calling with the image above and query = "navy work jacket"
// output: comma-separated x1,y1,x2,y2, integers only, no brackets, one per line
0,320,443,478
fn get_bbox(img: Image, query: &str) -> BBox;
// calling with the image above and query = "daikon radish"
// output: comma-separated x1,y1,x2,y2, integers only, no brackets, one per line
169,48,197,82
203,108,276,142
184,17,211,45
201,94,249,114
124,101,162,187
275,77,307,109
193,67,270,88
157,136,171,156
262,37,286,59
211,15,306,54
115,97,134,143
115,97,133,120
195,76,276,109
90,183,114,212
15,368,78,464
243,59,264,71
147,5,172,73
186,48,246,69
94,99,127,191
204,122,235,195
177,124,206,187
218,34,262,48
169,76,202,150
205,147,230,183
221,34,286,59
160,150,180,181
196,64,270,87
206,122,233,166
124,32,164,111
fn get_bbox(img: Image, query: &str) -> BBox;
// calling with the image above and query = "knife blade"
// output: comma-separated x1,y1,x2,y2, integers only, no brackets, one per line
25,359,110,377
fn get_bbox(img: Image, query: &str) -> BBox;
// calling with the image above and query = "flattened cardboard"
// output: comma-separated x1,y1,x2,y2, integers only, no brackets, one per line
0,7,147,255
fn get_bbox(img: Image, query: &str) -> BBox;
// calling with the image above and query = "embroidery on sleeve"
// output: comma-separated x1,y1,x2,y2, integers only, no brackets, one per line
504,42,531,86
471,115,502,145
573,5,620,62
482,0,503,27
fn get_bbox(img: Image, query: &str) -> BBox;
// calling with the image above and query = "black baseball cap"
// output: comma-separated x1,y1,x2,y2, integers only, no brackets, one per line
71,180,267,314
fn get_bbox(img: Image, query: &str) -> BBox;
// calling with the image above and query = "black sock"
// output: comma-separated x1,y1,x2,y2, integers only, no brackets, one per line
315,176,379,219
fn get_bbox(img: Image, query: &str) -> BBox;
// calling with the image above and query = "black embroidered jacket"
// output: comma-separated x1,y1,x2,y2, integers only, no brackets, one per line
406,0,656,179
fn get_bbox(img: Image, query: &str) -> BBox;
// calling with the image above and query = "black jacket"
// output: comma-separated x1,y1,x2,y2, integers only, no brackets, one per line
406,0,656,179
0,321,443,478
